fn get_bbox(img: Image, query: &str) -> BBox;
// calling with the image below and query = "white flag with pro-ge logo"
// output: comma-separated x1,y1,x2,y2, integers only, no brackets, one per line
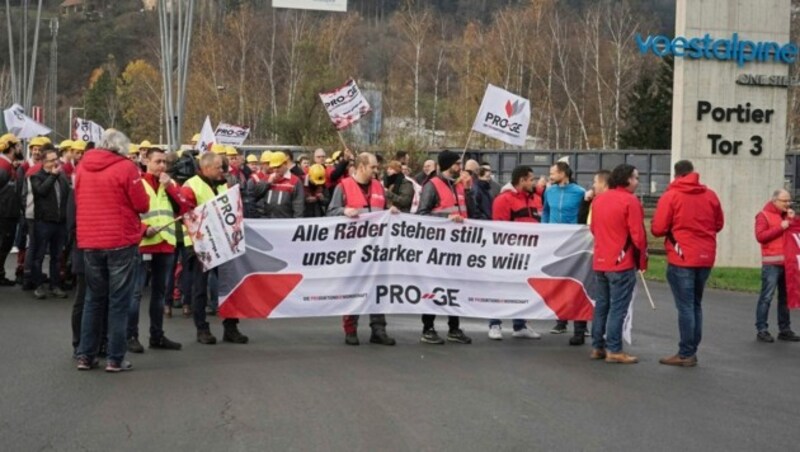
471,84,531,147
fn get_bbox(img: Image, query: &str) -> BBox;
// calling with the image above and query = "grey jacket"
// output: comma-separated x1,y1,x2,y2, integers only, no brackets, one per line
251,171,305,219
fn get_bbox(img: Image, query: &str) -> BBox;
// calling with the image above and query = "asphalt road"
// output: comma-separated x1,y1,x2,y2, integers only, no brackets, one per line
1,258,799,451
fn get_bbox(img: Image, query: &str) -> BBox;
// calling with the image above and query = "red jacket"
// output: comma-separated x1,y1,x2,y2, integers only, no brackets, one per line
75,149,149,250
755,201,789,265
590,187,648,272
651,173,724,267
492,183,542,223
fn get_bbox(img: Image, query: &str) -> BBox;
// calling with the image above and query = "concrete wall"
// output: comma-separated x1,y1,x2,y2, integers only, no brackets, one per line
672,0,791,267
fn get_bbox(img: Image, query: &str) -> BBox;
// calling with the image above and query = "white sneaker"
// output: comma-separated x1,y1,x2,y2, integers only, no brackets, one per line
488,325,503,340
512,327,542,339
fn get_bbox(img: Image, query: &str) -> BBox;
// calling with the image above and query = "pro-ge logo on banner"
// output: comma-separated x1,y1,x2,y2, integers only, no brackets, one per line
472,84,531,147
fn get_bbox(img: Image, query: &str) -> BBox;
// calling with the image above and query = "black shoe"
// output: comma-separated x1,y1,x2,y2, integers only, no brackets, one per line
149,335,182,350
0,276,14,286
550,323,567,334
757,331,775,343
197,330,217,345
223,327,249,344
420,329,445,344
127,337,145,353
778,331,800,342
569,335,586,346
447,329,472,344
22,281,35,291
369,330,396,346
345,333,360,346
205,306,217,316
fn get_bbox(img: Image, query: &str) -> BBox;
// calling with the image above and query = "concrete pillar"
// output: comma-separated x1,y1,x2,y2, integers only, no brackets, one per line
672,0,791,267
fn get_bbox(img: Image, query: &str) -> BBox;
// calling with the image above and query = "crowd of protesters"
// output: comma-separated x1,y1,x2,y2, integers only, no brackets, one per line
1,128,798,374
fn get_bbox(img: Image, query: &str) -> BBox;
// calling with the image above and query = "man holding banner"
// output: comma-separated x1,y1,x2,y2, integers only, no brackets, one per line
328,152,396,346
589,164,647,364
181,152,248,345
753,189,800,343
416,150,472,345
126,147,188,354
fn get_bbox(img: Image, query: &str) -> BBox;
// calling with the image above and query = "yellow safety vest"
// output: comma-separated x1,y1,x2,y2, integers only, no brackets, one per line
183,176,228,246
140,180,177,247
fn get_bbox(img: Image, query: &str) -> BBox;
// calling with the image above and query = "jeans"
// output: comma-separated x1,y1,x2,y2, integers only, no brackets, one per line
209,268,219,311
22,219,35,285
489,319,527,331
667,265,711,357
31,221,66,289
755,264,791,333
591,269,636,353
128,253,174,340
422,314,459,332
77,245,139,364
190,254,238,332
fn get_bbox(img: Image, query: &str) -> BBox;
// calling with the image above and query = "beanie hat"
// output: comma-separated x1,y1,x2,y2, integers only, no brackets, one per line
437,150,460,171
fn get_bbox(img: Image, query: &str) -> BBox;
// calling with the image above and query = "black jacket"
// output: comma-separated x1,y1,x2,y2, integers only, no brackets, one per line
30,168,69,223
0,158,20,219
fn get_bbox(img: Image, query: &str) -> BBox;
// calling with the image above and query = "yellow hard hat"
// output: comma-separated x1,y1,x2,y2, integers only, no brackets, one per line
139,140,152,149
325,158,333,165
308,164,326,185
59,139,74,150
191,133,201,143
177,149,184,158
128,144,139,154
29,136,49,147
269,151,288,168
0,133,19,146
211,143,226,155
72,140,87,152
259,151,273,163
246,154,257,163
225,145,238,157
331,150,342,161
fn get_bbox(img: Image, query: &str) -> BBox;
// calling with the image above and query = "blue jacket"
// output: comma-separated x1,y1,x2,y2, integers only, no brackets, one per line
542,183,585,224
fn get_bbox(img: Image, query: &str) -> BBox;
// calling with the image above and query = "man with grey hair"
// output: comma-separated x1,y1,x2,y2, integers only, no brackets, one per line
75,129,150,372
754,188,800,343
415,159,437,185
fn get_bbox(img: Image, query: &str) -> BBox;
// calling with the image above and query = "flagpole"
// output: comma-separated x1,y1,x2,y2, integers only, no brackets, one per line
336,130,348,151
460,129,474,162
638,271,657,310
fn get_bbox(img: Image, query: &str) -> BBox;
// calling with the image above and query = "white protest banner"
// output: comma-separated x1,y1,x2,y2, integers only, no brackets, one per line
198,116,216,153
319,79,372,130
214,122,250,146
217,212,599,321
73,117,104,143
272,0,347,12
184,185,246,271
3,104,52,139
471,84,531,147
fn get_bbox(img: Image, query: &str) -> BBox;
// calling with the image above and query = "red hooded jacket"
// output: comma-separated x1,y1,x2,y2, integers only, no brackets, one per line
651,172,724,267
590,187,648,272
75,149,149,250
492,183,542,223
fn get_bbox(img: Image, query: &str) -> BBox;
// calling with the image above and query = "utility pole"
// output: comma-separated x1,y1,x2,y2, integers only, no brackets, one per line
46,17,58,136
4,0,44,114
158,0,195,151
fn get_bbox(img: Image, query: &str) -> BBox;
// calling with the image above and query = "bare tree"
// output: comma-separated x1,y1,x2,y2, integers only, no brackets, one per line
393,0,433,139
550,9,590,149
605,1,640,149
